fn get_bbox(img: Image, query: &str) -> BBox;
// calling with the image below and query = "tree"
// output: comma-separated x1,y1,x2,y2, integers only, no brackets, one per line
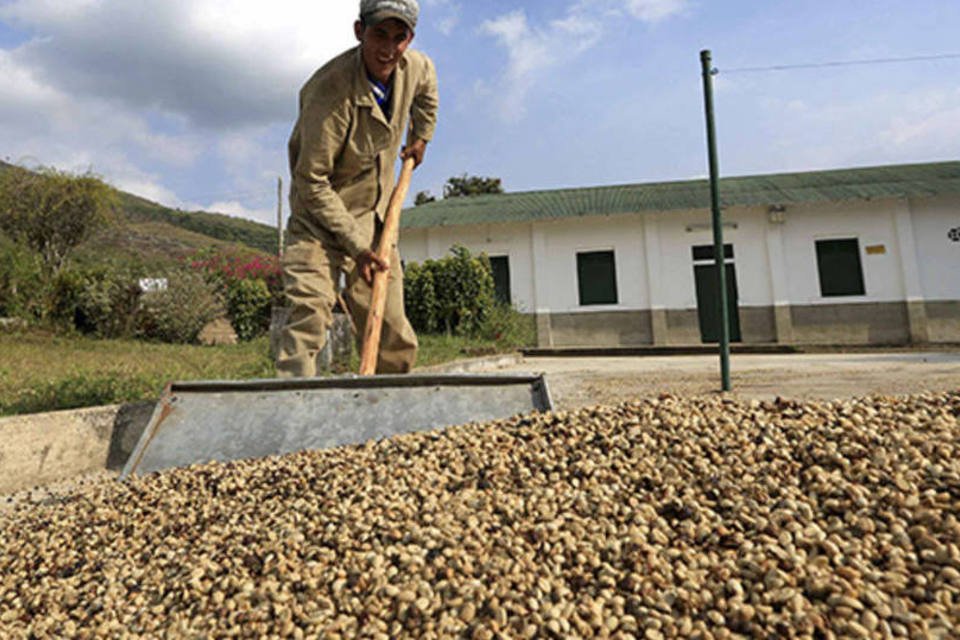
443,174,503,199
0,165,117,275
414,190,436,206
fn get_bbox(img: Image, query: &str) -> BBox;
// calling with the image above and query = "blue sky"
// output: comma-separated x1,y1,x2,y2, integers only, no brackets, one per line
1,0,958,226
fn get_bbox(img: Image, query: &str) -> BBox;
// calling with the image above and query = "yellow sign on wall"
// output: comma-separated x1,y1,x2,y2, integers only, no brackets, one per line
865,244,886,255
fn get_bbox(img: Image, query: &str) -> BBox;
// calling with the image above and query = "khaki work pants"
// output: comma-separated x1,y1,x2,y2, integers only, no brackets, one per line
276,226,417,378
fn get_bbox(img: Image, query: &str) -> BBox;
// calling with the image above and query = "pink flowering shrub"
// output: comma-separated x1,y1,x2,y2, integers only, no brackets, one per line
186,248,284,340
188,248,282,293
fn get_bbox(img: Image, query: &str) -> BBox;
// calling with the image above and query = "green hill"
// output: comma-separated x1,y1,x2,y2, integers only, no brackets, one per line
118,192,279,255
75,219,258,269
0,161,280,266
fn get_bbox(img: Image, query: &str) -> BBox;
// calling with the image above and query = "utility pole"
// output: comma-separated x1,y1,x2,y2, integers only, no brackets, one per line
277,177,284,258
700,49,732,392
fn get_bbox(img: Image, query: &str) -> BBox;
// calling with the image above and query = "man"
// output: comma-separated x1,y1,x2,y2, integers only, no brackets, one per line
277,0,438,377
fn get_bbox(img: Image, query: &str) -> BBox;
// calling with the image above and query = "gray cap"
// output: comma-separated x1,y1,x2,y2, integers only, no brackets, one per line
360,0,419,31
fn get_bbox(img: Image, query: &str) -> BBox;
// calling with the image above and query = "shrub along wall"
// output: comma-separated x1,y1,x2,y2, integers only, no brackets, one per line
403,245,497,337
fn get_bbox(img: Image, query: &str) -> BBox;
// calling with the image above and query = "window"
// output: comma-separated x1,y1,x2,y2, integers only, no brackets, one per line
577,250,618,305
488,256,511,305
816,238,865,297
692,244,734,262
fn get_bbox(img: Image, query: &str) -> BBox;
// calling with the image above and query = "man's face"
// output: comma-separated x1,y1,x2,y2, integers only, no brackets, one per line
354,18,414,84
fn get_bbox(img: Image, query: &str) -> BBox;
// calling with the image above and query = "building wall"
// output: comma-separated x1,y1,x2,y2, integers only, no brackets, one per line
400,194,960,346
532,216,648,313
910,195,960,342
401,222,536,312
789,302,910,345
652,207,774,309
780,199,905,304
909,195,960,301
776,198,907,343
927,301,960,343
546,310,653,347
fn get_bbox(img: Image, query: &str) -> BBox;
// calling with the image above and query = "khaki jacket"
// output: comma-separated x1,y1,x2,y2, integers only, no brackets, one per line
288,46,438,257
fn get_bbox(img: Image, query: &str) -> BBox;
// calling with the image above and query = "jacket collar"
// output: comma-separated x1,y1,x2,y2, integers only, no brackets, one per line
353,46,406,127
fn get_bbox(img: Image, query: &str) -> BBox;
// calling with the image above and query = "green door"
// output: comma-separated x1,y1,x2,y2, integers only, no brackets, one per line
488,256,512,305
695,263,741,343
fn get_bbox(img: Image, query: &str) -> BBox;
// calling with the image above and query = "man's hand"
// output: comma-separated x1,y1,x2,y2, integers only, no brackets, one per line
400,139,428,168
356,249,389,285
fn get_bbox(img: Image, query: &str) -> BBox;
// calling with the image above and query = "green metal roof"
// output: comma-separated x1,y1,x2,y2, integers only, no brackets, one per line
402,161,960,229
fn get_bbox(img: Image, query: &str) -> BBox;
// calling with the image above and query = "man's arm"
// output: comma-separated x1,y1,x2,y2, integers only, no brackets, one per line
291,98,369,259
403,54,438,167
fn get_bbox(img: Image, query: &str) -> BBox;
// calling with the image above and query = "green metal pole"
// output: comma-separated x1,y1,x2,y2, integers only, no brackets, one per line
700,49,732,392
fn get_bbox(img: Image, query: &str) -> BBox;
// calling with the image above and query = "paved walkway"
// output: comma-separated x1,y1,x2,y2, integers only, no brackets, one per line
482,351,960,408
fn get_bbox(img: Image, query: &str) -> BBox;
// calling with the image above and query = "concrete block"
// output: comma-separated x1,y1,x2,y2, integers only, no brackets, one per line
0,406,117,494
0,401,154,494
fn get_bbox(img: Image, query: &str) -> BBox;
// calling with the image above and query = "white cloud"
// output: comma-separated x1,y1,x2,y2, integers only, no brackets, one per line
879,89,960,155
0,0,101,25
729,87,960,173
625,0,689,23
202,200,275,226
201,125,290,225
0,1,364,222
0,48,203,184
0,0,357,128
571,0,690,23
0,50,197,172
436,16,460,36
480,0,688,120
480,8,602,120
114,175,181,207
0,50,59,111
422,0,461,36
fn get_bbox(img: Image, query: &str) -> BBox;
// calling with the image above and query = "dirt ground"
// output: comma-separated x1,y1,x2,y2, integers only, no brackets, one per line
484,351,960,409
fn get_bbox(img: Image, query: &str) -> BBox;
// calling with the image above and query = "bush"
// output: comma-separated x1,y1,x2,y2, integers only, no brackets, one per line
0,234,47,322
226,278,273,342
136,270,223,344
403,245,496,337
188,247,282,341
51,262,144,337
403,262,438,334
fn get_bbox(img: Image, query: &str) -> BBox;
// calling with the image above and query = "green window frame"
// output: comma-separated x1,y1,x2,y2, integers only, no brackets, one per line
815,238,865,297
577,250,619,306
692,244,734,261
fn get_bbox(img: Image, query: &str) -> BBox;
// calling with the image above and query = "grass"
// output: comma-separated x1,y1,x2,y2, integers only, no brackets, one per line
0,321,535,416
417,334,503,366
0,331,274,416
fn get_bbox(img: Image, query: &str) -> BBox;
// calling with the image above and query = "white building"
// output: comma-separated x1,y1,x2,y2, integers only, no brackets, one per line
400,161,960,347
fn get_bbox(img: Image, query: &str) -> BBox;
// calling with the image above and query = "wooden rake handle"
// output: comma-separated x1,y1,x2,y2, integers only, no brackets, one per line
359,157,416,375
